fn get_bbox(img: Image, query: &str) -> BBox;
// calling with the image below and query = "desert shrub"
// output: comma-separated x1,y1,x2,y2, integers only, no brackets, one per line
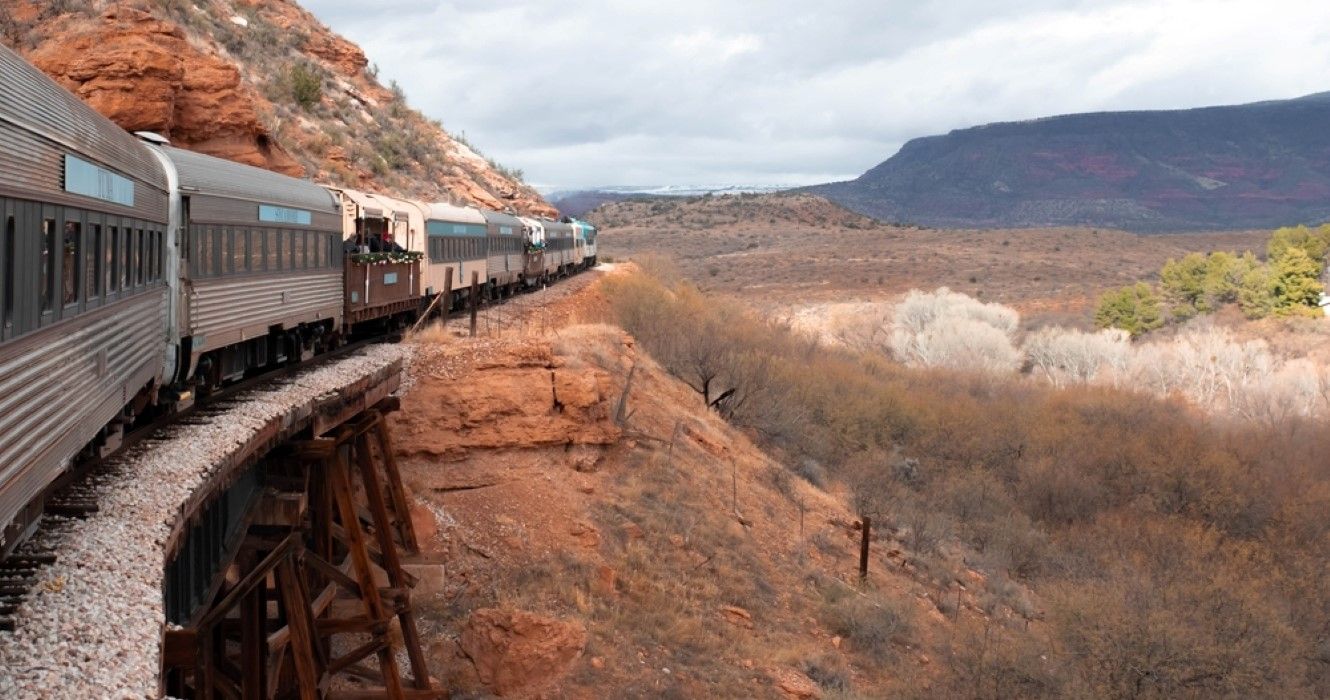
1048,517,1304,698
288,61,322,110
1238,262,1278,318
1094,282,1164,336
1268,224,1330,266
822,594,914,659
915,621,1065,700
1024,326,1129,386
1270,247,1324,314
793,458,828,488
889,288,1021,373
800,653,853,693
1160,252,1212,319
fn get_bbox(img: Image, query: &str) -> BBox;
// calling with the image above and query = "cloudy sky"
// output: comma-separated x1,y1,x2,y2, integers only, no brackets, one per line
302,0,1330,190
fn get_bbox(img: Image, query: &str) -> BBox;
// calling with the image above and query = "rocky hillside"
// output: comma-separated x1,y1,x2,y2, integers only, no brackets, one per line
0,0,555,216
807,93,1330,232
390,273,1019,698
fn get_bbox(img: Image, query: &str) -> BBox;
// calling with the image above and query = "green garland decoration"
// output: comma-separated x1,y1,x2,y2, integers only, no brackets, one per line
350,251,423,266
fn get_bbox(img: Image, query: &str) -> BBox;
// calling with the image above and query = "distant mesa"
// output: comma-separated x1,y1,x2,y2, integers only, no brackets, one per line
805,92,1330,232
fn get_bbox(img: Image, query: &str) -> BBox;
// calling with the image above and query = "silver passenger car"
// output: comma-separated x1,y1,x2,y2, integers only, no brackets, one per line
0,45,172,551
154,146,343,385
481,209,526,293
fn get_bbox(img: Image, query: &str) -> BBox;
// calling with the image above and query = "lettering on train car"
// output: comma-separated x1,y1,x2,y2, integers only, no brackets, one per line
63,155,135,207
258,205,313,226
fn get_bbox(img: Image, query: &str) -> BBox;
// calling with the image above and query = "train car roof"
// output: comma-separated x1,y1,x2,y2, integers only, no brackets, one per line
334,188,428,221
0,44,168,199
163,145,336,213
426,202,487,225
480,210,525,228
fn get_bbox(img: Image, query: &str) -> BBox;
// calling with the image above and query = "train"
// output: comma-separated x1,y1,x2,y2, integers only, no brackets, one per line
0,44,597,553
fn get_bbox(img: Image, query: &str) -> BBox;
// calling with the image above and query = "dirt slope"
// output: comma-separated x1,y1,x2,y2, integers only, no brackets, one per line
389,271,1036,698
1,0,554,215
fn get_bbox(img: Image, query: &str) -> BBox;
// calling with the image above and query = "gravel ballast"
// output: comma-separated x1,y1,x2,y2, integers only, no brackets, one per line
0,344,408,699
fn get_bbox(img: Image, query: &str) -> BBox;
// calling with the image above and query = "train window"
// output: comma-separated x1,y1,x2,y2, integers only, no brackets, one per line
297,231,307,269
192,228,204,278
62,220,79,307
148,231,158,282
139,229,146,285
2,215,13,327
274,231,284,271
287,230,297,269
120,226,130,290
204,228,216,277
86,224,102,300
258,231,271,272
39,219,54,312
106,227,117,294
240,229,252,273
311,232,321,269
129,229,139,288
221,229,233,276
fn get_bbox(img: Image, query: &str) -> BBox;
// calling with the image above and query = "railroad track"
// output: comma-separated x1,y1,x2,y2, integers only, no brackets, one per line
0,335,387,632
0,267,597,632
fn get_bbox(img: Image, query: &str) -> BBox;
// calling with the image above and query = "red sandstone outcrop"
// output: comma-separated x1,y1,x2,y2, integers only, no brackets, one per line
11,0,556,216
458,608,587,696
28,7,304,176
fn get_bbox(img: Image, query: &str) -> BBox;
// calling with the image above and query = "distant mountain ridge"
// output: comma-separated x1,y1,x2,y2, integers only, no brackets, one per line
806,92,1330,232
550,185,790,217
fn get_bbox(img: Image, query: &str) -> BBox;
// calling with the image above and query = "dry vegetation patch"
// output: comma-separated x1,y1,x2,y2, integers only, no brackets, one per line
599,265,1330,698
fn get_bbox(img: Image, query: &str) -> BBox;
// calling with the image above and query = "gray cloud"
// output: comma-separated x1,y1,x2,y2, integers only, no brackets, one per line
301,0,1330,188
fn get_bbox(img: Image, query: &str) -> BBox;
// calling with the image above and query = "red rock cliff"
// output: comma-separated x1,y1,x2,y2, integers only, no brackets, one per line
2,0,556,216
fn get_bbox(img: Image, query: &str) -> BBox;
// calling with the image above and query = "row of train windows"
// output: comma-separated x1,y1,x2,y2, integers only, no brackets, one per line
8,216,162,314
191,227,338,278
428,236,485,263
0,203,165,339
491,237,522,253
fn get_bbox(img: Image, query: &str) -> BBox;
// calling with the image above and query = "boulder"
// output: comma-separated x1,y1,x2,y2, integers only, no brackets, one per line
459,608,587,696
769,667,822,699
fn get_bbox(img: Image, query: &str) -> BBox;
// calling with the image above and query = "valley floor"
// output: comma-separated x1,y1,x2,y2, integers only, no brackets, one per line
594,194,1268,328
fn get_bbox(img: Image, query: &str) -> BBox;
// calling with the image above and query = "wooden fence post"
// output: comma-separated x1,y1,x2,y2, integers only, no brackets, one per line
859,516,871,580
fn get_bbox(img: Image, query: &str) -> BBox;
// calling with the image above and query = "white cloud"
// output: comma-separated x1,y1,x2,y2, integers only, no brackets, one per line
301,0,1330,188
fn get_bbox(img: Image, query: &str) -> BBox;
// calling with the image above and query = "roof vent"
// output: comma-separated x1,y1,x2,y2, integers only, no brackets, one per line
134,131,171,145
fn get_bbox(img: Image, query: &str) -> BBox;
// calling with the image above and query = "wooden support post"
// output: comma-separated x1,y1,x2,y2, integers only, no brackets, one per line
355,432,431,690
469,271,480,338
374,418,419,553
328,451,406,698
275,553,322,700
240,550,267,699
859,516,871,581
408,266,455,334
199,622,217,700
442,266,453,318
